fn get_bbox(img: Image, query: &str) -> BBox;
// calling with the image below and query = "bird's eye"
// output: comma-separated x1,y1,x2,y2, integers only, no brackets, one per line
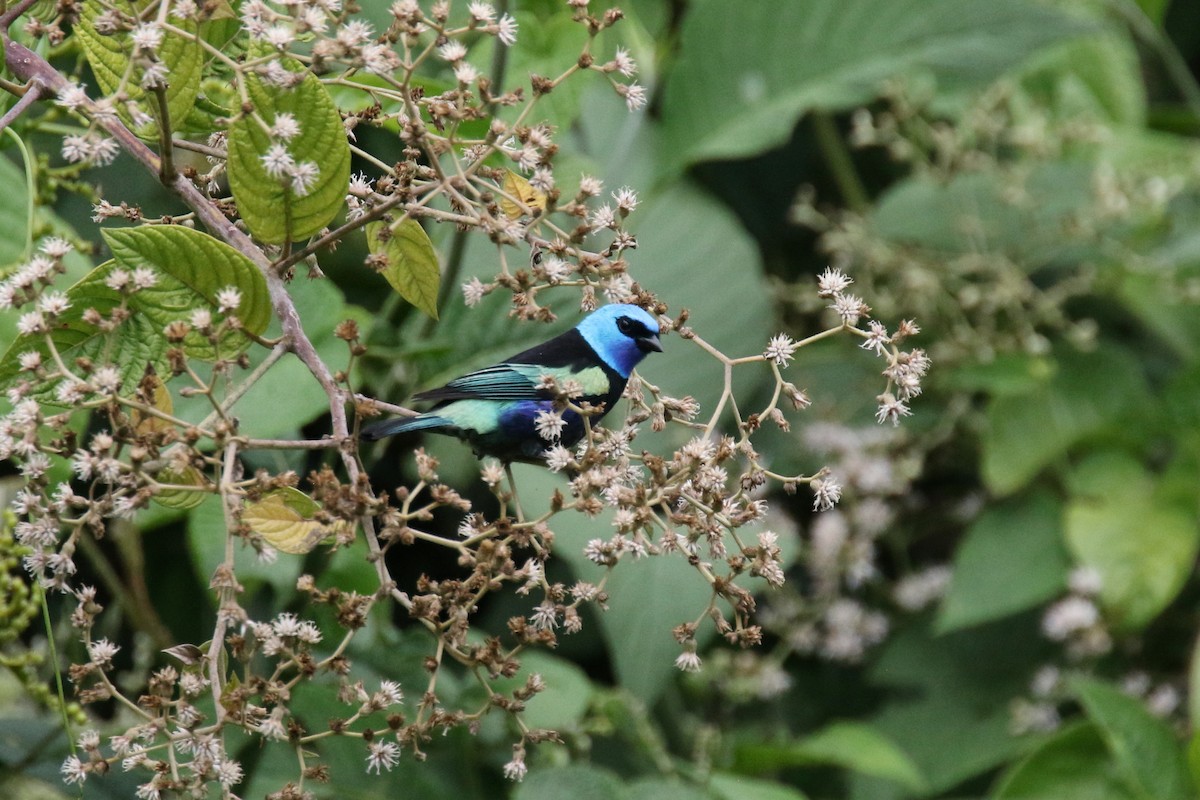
617,317,633,335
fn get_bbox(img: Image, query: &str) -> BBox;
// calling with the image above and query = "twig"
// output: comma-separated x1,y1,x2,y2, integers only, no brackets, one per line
0,76,43,131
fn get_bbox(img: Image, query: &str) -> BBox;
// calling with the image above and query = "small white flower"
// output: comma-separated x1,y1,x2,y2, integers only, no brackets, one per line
130,23,163,53
468,1,496,23
764,333,798,367
17,351,41,371
578,175,603,196
621,83,647,112
817,267,853,297
16,311,46,335
811,475,842,511
348,172,373,197
215,286,242,314
104,268,131,293
861,320,890,355
87,638,120,666
57,84,89,112
171,0,198,19
1041,596,1100,640
338,19,373,47
589,204,616,230
438,41,468,62
875,393,911,426
480,460,505,486
613,47,637,78
61,135,90,164
832,293,869,325
260,143,295,178
190,308,213,329
503,754,528,782
461,277,487,307
544,445,573,472
215,759,243,789
674,650,702,672
131,267,158,290
365,740,400,774
496,13,518,46
612,186,638,213
40,237,73,258
269,113,301,141
289,161,320,196
534,409,566,441
453,61,479,84
61,755,87,785
263,23,294,49
529,600,559,630
93,369,123,393
376,680,403,707
38,291,70,316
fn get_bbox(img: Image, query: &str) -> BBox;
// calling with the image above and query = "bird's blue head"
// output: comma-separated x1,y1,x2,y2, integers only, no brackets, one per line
577,303,663,378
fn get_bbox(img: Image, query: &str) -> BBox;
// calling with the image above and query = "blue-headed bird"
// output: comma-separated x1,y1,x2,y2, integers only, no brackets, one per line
362,304,663,463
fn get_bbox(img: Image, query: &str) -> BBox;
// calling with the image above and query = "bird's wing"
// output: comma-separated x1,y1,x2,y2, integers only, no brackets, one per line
413,363,563,402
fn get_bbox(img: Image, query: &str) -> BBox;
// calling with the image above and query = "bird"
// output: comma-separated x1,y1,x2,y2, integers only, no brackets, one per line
362,303,663,463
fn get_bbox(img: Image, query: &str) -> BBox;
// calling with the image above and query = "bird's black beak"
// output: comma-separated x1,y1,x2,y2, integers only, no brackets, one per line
637,333,663,353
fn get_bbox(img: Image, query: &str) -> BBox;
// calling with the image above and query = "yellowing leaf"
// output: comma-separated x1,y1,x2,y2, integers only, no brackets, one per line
243,487,348,555
153,465,209,510
366,219,440,319
500,170,547,219
133,365,174,436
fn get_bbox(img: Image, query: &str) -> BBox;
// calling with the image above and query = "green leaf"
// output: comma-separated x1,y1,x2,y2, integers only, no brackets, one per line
77,1,201,138
226,50,350,243
0,262,167,400
661,0,1089,166
626,778,709,800
1064,451,1199,629
866,615,1051,793
366,219,440,319
1017,33,1146,127
1136,0,1171,24
1071,676,1194,800
708,773,808,800
939,354,1056,397
735,722,924,791
152,465,209,511
993,722,1139,800
982,345,1149,495
871,163,1097,264
102,226,271,359
937,491,1069,632
514,765,626,800
0,153,30,268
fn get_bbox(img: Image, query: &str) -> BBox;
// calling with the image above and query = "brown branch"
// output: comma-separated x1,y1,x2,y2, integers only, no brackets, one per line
0,76,44,131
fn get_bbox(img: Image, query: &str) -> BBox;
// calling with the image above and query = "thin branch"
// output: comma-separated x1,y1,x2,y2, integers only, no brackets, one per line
0,76,44,131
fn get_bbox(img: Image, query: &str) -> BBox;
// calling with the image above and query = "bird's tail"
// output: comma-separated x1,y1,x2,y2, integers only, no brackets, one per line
360,414,453,441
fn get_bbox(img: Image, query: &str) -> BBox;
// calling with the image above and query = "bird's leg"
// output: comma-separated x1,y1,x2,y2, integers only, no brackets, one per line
504,462,525,523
